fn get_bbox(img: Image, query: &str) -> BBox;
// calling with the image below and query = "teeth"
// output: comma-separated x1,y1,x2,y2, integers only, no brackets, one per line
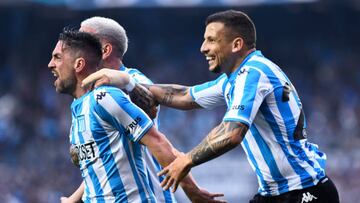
206,56,214,61
52,71,58,78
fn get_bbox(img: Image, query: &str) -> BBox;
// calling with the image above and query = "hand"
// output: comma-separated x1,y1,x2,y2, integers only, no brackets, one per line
69,145,80,167
81,68,132,90
60,196,78,203
158,153,193,192
189,188,227,203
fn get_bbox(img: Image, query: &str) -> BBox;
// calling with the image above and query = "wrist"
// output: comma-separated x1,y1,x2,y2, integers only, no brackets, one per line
125,76,136,92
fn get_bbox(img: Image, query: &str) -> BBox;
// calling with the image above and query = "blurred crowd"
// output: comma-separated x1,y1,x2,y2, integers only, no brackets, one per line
0,3,359,203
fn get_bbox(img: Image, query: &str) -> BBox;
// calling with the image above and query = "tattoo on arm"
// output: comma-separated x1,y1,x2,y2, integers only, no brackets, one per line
190,122,248,166
129,83,158,118
157,84,199,108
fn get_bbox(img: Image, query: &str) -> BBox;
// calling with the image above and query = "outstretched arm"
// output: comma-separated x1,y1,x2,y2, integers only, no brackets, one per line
140,126,226,203
81,68,201,111
132,83,201,110
158,121,248,191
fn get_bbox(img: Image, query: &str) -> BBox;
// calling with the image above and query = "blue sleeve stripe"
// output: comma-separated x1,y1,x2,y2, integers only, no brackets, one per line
223,117,250,127
189,87,196,100
192,74,226,94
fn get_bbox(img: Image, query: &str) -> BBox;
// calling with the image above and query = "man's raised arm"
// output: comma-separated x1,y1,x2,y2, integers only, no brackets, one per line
81,68,201,111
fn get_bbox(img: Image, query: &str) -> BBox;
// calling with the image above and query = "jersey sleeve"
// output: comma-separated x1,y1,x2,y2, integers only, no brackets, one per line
223,67,271,126
127,68,153,85
93,86,153,142
189,73,227,109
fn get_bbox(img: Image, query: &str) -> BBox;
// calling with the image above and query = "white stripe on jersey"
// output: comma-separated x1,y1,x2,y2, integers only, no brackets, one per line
249,57,320,187
123,66,177,203
80,96,114,202
95,88,151,142
92,110,144,202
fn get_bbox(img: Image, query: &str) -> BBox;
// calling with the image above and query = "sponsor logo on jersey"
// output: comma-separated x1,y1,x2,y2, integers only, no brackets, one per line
75,141,96,161
126,116,142,134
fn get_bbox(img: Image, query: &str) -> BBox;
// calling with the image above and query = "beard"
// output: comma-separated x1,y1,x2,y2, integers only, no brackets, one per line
56,74,77,96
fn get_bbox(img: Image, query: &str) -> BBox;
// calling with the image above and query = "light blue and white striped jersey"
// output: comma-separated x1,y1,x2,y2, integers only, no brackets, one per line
190,51,326,196
70,86,156,203
121,65,177,203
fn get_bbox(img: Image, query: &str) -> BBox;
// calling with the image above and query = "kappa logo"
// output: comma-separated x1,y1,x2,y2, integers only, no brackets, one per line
96,91,107,103
238,68,249,75
301,192,317,203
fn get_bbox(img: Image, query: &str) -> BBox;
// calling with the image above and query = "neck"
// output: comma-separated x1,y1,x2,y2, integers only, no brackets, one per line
229,48,256,74
102,55,123,70
72,75,94,99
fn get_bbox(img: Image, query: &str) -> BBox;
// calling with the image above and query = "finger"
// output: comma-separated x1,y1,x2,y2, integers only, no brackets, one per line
171,179,180,193
157,168,169,177
211,200,227,203
163,177,174,191
94,77,111,88
82,71,104,87
210,193,225,198
160,174,170,187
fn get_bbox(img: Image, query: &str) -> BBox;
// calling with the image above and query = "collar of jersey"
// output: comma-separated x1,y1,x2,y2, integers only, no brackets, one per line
228,50,263,83
71,89,94,108
119,64,127,71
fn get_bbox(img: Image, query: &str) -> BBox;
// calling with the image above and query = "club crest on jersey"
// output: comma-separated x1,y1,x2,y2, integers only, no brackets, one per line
126,116,142,134
77,115,86,132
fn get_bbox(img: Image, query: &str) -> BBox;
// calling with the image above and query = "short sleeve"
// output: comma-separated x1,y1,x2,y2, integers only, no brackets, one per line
93,86,153,142
189,74,227,109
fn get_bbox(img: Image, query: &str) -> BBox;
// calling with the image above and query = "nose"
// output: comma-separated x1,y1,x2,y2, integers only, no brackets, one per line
48,59,54,70
200,41,208,54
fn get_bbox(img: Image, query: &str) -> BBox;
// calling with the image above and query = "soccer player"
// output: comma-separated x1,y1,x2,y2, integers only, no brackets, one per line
82,10,340,203
49,29,225,203
60,16,172,203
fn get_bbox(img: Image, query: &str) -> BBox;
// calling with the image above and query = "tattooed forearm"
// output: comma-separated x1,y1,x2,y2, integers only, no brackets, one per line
129,83,158,119
189,122,248,166
144,84,200,110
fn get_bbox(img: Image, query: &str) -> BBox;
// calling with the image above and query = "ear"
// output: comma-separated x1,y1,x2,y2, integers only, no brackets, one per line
232,37,244,52
102,43,112,60
74,57,86,73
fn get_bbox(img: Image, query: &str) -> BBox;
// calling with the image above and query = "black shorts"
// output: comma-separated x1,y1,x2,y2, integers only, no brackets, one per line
249,176,339,203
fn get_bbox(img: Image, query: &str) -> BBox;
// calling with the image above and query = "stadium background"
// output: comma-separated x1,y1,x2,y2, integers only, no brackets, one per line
0,0,359,202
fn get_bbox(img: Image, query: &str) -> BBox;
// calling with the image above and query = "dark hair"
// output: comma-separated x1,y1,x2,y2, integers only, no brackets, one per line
59,28,102,67
206,10,256,49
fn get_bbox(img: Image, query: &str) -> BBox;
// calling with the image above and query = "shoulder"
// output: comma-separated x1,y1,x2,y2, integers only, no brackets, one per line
91,86,127,105
125,67,153,84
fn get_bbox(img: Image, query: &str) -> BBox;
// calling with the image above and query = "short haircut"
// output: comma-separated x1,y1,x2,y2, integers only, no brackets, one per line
206,10,256,49
81,16,128,58
59,28,102,68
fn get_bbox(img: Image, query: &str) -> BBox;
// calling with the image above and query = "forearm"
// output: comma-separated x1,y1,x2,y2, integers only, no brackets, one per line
132,83,200,110
68,181,84,202
189,122,248,166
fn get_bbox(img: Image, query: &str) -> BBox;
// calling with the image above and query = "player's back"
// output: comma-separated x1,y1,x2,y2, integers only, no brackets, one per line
70,86,156,203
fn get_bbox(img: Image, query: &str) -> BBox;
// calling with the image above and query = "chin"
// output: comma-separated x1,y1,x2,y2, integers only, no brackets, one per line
209,66,221,73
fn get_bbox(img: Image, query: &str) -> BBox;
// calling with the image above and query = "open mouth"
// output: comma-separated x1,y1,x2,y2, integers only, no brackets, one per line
52,71,59,85
206,56,215,64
